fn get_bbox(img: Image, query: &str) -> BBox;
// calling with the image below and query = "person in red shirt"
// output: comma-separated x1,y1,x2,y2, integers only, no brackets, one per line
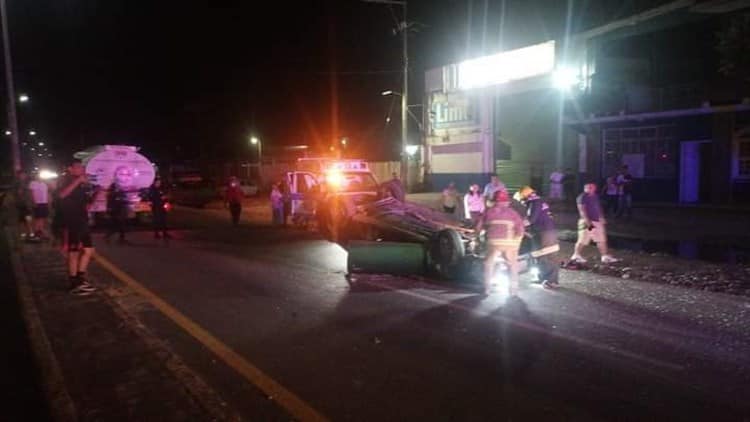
224,176,244,225
476,189,525,296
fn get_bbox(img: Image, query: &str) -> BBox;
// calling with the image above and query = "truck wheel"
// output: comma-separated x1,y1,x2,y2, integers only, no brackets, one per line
429,229,465,279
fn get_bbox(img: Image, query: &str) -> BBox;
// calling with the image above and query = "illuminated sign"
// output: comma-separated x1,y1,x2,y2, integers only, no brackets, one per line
430,93,478,129
458,41,556,90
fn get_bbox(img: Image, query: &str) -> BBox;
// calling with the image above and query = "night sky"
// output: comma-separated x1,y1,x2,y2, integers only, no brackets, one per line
1,0,666,168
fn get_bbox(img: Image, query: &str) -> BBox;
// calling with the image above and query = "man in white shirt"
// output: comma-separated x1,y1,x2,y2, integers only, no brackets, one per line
482,174,506,201
28,174,50,239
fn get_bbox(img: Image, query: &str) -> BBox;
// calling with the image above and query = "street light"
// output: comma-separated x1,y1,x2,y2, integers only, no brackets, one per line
340,137,348,146
383,90,423,130
18,93,28,103
29,130,36,136
249,135,263,184
552,67,580,91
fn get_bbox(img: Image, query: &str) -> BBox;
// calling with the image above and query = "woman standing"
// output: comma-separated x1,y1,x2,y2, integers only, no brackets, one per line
463,184,485,224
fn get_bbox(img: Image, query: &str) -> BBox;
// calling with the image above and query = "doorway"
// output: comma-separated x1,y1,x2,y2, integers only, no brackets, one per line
679,140,712,203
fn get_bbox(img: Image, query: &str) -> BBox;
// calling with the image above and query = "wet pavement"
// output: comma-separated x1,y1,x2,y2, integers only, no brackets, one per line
72,206,750,420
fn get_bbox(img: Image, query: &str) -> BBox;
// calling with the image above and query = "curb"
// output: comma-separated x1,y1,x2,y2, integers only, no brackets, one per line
4,227,78,422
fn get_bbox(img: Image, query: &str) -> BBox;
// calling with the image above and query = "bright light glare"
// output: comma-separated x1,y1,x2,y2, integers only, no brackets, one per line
552,67,580,90
39,170,58,180
492,272,509,285
18,94,29,103
4,130,11,135
250,136,259,145
326,169,344,188
381,90,394,96
38,141,44,146
405,145,419,156
29,130,37,136
458,41,555,90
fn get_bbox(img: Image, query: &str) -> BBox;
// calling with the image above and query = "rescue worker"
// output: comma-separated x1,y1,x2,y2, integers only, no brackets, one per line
476,189,525,296
146,179,170,238
518,186,560,289
224,176,244,226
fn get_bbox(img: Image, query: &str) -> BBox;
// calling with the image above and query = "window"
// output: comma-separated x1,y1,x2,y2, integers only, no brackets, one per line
602,124,677,179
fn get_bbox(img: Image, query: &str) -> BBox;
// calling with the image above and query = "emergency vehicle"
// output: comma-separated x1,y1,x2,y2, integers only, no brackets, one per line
286,158,380,234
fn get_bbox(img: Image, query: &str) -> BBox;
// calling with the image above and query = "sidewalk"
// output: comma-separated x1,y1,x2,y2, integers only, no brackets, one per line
6,229,237,421
0,229,51,421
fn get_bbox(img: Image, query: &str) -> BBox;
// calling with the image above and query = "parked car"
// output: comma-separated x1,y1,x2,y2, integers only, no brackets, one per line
170,180,217,208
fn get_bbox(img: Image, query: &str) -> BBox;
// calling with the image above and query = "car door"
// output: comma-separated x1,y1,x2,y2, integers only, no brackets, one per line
290,171,318,216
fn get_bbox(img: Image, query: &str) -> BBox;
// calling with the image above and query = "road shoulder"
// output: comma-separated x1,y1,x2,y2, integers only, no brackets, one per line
6,228,241,421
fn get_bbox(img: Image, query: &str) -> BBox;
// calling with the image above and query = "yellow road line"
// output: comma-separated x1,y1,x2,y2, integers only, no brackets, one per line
93,252,329,422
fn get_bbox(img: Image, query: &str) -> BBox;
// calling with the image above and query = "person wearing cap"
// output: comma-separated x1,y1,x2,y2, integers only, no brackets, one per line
476,189,525,295
572,183,620,264
518,186,560,289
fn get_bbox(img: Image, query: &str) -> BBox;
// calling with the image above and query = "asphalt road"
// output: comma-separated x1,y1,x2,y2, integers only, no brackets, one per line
88,207,750,421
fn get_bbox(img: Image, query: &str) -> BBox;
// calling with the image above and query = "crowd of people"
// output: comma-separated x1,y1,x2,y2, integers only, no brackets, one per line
441,172,620,295
11,160,171,296
10,161,627,298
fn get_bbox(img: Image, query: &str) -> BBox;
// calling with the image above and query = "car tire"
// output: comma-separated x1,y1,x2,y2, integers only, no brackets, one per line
429,229,465,279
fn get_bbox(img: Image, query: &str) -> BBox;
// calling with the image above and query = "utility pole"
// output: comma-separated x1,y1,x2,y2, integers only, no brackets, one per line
0,0,20,173
363,0,409,185
400,1,408,186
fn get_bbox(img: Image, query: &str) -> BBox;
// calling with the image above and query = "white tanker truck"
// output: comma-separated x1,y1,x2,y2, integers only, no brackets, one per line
73,145,156,224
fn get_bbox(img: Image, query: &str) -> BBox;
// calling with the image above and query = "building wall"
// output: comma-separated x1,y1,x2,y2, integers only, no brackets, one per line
426,90,495,190
494,89,561,193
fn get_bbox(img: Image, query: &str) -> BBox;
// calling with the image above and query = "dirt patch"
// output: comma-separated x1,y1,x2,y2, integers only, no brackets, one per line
557,241,750,298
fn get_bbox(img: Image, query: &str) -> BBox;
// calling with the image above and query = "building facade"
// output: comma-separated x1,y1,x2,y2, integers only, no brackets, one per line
424,0,750,204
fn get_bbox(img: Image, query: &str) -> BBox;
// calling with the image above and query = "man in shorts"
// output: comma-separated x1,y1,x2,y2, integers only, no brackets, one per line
28,172,50,239
58,159,97,295
571,183,620,264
